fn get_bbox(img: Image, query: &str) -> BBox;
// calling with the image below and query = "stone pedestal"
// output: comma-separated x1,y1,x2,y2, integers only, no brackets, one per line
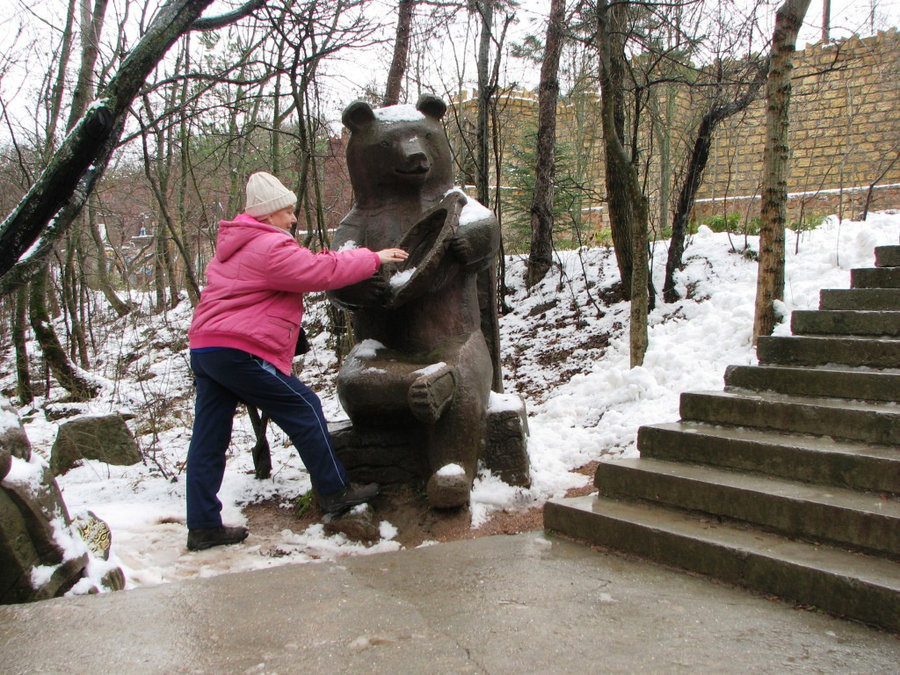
330,392,530,491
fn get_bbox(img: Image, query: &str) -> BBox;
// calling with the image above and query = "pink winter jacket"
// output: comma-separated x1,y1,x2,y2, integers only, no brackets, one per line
189,213,380,375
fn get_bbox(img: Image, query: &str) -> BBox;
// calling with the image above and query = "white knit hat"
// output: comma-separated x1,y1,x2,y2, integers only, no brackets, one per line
245,172,296,218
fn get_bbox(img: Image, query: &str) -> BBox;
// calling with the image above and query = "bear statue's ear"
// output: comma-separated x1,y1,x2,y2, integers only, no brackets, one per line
342,100,376,132
416,93,447,121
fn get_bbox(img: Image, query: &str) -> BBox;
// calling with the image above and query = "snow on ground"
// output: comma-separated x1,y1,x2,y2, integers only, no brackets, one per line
2,212,897,592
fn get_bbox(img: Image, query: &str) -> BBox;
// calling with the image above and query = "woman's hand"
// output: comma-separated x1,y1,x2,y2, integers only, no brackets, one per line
376,248,409,264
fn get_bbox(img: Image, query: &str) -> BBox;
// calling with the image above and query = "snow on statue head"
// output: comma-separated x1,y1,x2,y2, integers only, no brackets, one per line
328,94,529,509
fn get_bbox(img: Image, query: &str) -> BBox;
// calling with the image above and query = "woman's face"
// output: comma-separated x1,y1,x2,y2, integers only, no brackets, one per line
263,205,297,231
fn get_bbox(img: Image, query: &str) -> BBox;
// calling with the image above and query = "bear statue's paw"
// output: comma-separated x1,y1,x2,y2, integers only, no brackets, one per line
407,363,457,424
426,464,470,509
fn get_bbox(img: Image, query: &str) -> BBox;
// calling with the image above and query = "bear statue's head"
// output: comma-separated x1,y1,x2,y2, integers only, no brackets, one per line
343,94,454,208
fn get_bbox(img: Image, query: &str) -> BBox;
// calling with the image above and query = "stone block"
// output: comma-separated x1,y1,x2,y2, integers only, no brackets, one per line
330,421,429,485
483,394,531,488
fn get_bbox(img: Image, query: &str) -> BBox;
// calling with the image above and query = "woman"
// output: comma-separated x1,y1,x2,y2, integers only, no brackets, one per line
185,171,407,551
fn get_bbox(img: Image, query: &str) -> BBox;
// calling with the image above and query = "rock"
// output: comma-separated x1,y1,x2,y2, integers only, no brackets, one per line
0,410,120,604
30,554,90,602
0,449,10,481
3,463,71,563
1,403,32,461
100,566,127,592
0,488,42,603
323,504,381,543
426,465,470,509
51,414,141,475
73,511,113,561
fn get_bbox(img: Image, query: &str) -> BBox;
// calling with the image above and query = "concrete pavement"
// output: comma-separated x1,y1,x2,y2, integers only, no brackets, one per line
1,532,898,673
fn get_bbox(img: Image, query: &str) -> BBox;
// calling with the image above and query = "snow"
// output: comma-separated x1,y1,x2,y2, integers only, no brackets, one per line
390,267,416,289
436,463,465,477
353,339,384,359
412,362,447,377
373,105,425,123
446,187,495,225
1,212,897,594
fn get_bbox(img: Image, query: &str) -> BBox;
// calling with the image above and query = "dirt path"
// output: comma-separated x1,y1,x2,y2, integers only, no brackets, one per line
243,462,599,549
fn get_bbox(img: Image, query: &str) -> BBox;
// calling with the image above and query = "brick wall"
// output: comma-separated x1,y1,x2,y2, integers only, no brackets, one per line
451,29,900,233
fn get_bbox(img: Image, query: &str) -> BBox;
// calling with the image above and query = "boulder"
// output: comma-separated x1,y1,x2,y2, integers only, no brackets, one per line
1,403,32,461
323,504,381,543
0,448,10,481
51,414,140,475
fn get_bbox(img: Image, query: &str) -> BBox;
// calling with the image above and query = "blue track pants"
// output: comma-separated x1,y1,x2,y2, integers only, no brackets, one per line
186,348,348,529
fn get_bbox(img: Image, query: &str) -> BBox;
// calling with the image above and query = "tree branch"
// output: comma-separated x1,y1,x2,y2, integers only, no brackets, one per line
191,0,267,32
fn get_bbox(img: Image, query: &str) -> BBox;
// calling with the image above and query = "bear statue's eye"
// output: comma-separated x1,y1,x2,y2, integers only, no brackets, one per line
379,139,391,148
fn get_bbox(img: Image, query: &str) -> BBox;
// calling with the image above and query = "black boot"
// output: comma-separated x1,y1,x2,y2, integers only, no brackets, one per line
317,483,380,517
187,525,249,551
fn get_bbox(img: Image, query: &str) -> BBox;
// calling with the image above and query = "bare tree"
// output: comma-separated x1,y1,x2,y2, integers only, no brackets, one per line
663,57,768,303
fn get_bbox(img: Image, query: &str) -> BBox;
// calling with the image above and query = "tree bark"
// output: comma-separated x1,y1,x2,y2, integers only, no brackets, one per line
753,0,812,342
475,0,495,207
525,0,566,288
29,268,98,400
597,1,634,296
384,0,416,106
13,285,34,405
596,0,650,365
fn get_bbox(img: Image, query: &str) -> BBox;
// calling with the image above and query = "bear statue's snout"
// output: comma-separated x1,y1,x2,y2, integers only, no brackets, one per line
395,153,430,176
394,138,431,177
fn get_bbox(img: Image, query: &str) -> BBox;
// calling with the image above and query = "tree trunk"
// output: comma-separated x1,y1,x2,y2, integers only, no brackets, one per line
383,0,416,106
525,0,565,288
596,0,650,365
13,285,34,405
753,0,812,342
475,0,495,207
246,406,272,480
597,1,634,296
62,231,90,367
85,199,131,316
29,268,97,400
629,196,650,368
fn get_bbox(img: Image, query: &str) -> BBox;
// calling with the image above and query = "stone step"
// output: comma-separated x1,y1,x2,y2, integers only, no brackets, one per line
591,458,900,556
851,266,900,288
679,390,900,445
544,495,900,632
756,335,900,368
724,364,900,401
637,421,900,493
820,288,900,310
791,309,900,336
875,245,900,268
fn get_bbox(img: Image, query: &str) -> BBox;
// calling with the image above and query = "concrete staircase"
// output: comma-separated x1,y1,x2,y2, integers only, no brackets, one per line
544,245,900,632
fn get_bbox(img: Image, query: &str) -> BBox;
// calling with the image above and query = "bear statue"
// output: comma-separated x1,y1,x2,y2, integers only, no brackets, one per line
328,93,529,509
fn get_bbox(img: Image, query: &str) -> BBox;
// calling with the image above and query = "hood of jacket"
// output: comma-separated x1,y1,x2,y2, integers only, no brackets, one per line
215,212,280,262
